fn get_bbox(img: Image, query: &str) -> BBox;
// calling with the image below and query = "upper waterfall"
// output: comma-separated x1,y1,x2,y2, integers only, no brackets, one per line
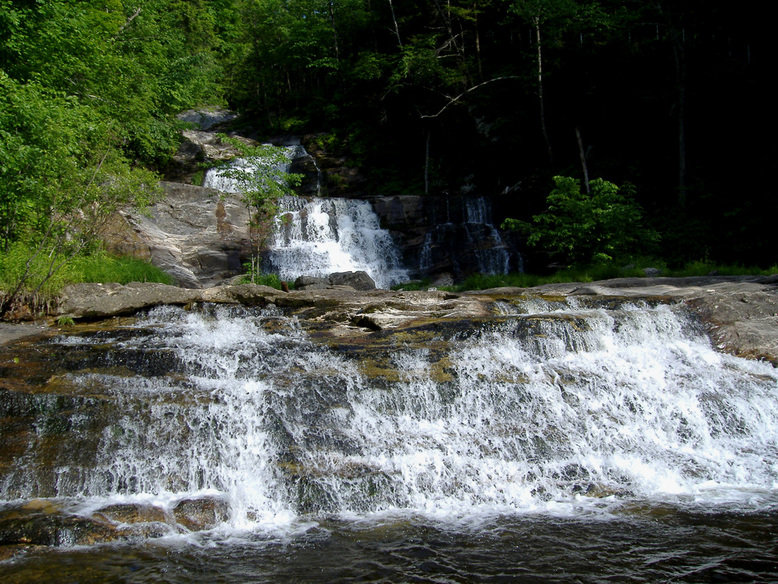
203,154,408,288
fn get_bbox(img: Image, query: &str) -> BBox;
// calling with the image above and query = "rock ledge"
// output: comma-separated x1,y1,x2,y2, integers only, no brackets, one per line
44,275,777,365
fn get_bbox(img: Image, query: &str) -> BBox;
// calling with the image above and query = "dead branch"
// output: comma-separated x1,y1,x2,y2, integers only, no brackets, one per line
420,76,520,119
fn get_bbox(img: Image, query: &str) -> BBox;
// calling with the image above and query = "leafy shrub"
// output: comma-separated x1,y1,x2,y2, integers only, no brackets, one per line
503,176,659,266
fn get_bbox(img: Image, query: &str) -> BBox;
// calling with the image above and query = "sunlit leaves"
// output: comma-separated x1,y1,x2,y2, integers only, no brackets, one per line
502,176,659,265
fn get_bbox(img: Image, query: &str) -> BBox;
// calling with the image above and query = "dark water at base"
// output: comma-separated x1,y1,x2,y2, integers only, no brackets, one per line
3,505,778,583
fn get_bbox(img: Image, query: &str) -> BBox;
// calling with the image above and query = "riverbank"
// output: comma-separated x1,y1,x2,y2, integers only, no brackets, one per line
0,322,50,346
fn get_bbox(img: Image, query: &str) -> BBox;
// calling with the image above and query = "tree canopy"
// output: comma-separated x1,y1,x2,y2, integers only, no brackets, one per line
1,0,774,286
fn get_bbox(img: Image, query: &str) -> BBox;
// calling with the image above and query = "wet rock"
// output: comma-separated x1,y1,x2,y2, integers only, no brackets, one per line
58,282,203,319
686,289,778,365
93,503,168,525
0,500,118,546
173,497,229,531
42,276,778,365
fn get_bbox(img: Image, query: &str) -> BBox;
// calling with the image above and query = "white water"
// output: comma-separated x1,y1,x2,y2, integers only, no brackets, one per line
269,197,408,288
28,301,778,532
203,149,305,194
203,155,407,288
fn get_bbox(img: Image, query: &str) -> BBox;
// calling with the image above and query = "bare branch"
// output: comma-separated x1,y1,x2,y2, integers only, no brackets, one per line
114,7,142,39
420,76,520,119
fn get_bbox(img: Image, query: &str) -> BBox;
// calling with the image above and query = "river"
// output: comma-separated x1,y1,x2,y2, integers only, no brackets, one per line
1,298,777,582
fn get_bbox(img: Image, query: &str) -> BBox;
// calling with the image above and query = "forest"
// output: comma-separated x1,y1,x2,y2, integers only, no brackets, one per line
1,0,775,305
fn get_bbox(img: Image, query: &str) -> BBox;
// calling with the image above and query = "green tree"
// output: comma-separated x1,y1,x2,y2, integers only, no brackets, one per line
0,73,159,314
215,136,302,281
2,0,223,166
502,176,658,265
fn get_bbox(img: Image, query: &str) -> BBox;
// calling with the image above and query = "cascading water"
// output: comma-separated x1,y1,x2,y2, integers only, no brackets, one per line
5,301,777,518
269,197,408,288
2,298,777,581
419,196,512,277
463,197,511,275
203,155,407,288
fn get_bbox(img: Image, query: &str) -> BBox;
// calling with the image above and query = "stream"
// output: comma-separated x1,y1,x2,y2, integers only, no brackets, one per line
1,297,777,582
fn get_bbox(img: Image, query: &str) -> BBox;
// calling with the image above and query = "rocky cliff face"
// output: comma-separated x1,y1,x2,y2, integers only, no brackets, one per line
104,183,251,288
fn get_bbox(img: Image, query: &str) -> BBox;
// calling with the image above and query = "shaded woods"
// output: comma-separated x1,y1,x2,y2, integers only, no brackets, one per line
1,0,774,311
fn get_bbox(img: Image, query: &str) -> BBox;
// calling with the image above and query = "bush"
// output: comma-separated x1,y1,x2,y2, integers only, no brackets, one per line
502,176,659,266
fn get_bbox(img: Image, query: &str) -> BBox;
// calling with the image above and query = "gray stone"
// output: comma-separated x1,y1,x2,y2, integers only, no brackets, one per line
294,275,331,290
58,282,203,319
173,497,230,531
328,271,376,290
117,182,253,288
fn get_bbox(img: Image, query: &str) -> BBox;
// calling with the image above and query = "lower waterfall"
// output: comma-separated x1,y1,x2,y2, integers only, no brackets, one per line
1,298,777,582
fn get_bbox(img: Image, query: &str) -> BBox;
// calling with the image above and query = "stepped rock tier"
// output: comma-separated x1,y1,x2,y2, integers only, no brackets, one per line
1,276,776,578
102,112,517,288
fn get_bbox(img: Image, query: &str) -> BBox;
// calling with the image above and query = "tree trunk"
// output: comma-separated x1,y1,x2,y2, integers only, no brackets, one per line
328,1,340,64
424,131,431,195
534,16,553,165
576,126,590,195
388,0,403,49
673,28,687,207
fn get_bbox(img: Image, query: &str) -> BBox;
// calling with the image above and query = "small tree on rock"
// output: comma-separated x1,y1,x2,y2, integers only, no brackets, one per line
215,135,302,282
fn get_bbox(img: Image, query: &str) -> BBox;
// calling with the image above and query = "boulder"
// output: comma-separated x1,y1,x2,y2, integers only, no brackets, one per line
57,282,203,319
93,503,168,525
177,108,238,131
294,275,331,290
173,497,229,531
294,271,376,291
0,500,118,546
328,271,376,290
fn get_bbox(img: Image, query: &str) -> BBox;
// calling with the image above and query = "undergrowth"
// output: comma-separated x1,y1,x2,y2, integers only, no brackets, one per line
238,272,293,290
0,245,173,317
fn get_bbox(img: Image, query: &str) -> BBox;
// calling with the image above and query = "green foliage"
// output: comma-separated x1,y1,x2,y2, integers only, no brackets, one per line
215,135,302,244
0,73,162,313
213,136,302,277
503,176,659,266
62,253,174,286
57,315,75,327
0,0,225,314
417,261,778,292
238,269,290,290
1,0,224,166
0,243,171,306
665,261,778,278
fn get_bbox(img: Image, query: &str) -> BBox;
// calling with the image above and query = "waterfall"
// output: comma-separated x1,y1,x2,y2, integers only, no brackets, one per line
202,148,304,194
203,155,407,288
6,300,776,531
268,197,408,289
420,196,512,277
463,197,510,275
